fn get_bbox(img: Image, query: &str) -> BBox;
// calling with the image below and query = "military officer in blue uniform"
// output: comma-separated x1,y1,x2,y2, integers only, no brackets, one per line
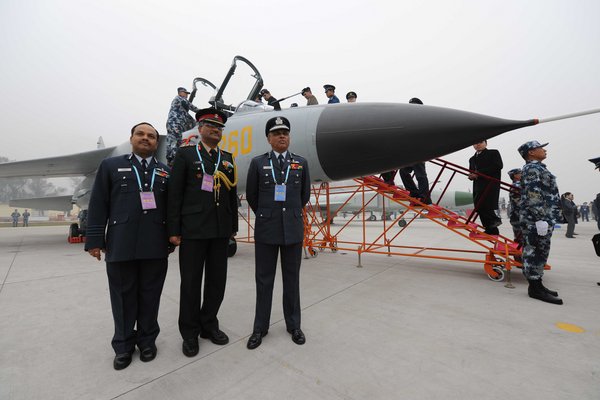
85,122,172,370
167,108,238,357
166,87,200,166
507,168,523,246
518,141,563,305
245,116,311,349
324,84,340,104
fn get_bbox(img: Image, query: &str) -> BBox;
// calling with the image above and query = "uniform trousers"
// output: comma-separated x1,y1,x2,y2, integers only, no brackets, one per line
564,214,576,237
399,163,429,199
253,241,302,333
106,258,168,354
477,209,500,235
521,226,553,280
178,237,228,339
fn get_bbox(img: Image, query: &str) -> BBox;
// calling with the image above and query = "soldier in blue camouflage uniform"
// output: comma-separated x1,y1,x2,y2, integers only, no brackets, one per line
518,141,563,305
507,168,522,245
166,87,200,166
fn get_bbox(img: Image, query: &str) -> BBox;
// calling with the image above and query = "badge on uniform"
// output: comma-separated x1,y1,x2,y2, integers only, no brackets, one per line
140,192,157,210
202,174,214,192
274,184,286,201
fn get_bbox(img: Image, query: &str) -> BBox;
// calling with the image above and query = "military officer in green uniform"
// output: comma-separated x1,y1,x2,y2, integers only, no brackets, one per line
167,108,239,357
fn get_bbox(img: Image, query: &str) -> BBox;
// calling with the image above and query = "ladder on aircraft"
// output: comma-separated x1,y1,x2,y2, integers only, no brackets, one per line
302,158,551,284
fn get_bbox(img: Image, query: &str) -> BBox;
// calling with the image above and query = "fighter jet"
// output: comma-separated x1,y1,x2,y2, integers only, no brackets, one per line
1,55,599,239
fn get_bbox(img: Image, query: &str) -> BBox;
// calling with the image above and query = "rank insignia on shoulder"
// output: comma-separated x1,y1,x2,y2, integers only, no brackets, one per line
290,163,302,170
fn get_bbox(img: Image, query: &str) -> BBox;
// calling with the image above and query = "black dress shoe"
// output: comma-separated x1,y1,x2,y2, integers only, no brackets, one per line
247,331,267,350
182,337,199,357
113,351,133,370
200,329,229,345
139,345,157,362
289,329,306,345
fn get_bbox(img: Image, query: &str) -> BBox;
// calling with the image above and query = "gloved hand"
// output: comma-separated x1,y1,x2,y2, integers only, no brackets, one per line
535,220,549,236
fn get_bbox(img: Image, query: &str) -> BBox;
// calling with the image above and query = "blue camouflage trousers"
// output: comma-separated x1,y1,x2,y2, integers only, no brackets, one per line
166,119,193,165
521,225,553,280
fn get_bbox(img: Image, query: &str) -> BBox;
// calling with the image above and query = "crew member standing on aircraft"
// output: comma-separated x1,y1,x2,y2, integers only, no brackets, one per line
399,98,431,204
346,91,357,103
260,89,282,111
518,141,563,305
22,209,30,227
85,122,172,370
324,84,340,104
468,140,503,234
507,168,523,246
166,87,200,166
167,108,238,358
11,209,20,227
301,87,318,106
245,116,311,350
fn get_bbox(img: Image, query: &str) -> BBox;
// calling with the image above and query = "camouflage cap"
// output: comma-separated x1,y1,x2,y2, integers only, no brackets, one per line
507,168,522,178
518,140,548,159
589,156,600,170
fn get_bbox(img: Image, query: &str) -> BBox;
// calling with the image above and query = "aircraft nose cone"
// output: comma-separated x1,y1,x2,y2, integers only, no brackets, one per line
315,103,535,180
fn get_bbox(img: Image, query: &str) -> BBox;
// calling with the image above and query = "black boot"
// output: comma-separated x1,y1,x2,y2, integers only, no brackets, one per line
528,279,563,305
539,279,559,297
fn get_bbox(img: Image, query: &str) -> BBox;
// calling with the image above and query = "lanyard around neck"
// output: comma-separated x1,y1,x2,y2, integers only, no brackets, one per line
195,144,221,175
269,156,290,185
131,160,156,191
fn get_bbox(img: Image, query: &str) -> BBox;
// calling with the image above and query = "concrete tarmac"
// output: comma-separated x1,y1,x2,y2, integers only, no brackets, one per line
1,220,599,400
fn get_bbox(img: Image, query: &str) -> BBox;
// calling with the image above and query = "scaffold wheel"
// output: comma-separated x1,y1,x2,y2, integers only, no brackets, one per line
487,266,505,282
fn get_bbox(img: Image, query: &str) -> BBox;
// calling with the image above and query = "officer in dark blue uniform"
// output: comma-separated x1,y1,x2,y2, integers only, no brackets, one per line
245,116,311,349
85,122,171,370
324,84,340,104
167,108,238,357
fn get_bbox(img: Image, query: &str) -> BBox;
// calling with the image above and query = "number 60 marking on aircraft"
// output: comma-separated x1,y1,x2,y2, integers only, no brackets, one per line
220,126,252,157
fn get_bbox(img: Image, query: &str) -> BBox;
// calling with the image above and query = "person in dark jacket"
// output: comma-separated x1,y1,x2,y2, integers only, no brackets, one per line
245,116,311,350
468,140,503,234
259,89,282,111
561,192,577,238
85,122,171,370
167,108,238,358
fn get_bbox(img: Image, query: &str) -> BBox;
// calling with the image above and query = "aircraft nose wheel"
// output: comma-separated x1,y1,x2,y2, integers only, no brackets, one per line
487,266,505,282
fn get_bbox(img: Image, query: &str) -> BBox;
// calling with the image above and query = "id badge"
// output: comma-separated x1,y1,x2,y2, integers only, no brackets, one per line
201,174,214,192
140,192,157,210
274,184,286,202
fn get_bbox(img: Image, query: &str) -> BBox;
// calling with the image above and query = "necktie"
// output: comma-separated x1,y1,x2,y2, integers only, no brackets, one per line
210,149,217,159
141,159,148,170
278,154,285,171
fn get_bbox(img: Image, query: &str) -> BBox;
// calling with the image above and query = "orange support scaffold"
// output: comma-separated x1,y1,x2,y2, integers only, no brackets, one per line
237,157,550,285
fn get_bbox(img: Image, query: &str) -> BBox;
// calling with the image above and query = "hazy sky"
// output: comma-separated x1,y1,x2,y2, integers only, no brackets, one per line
1,0,599,201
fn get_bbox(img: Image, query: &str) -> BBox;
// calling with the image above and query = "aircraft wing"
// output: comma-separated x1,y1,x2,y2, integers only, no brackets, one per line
9,195,74,212
0,147,116,178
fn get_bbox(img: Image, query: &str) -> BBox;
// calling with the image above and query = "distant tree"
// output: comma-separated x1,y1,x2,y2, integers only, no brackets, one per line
0,156,65,202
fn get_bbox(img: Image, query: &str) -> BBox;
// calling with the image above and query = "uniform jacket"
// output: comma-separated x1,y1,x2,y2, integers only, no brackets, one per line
306,95,318,106
167,95,200,131
468,148,503,210
246,151,310,245
85,154,171,262
327,95,340,104
167,144,238,239
267,97,282,111
508,181,521,223
518,160,562,226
